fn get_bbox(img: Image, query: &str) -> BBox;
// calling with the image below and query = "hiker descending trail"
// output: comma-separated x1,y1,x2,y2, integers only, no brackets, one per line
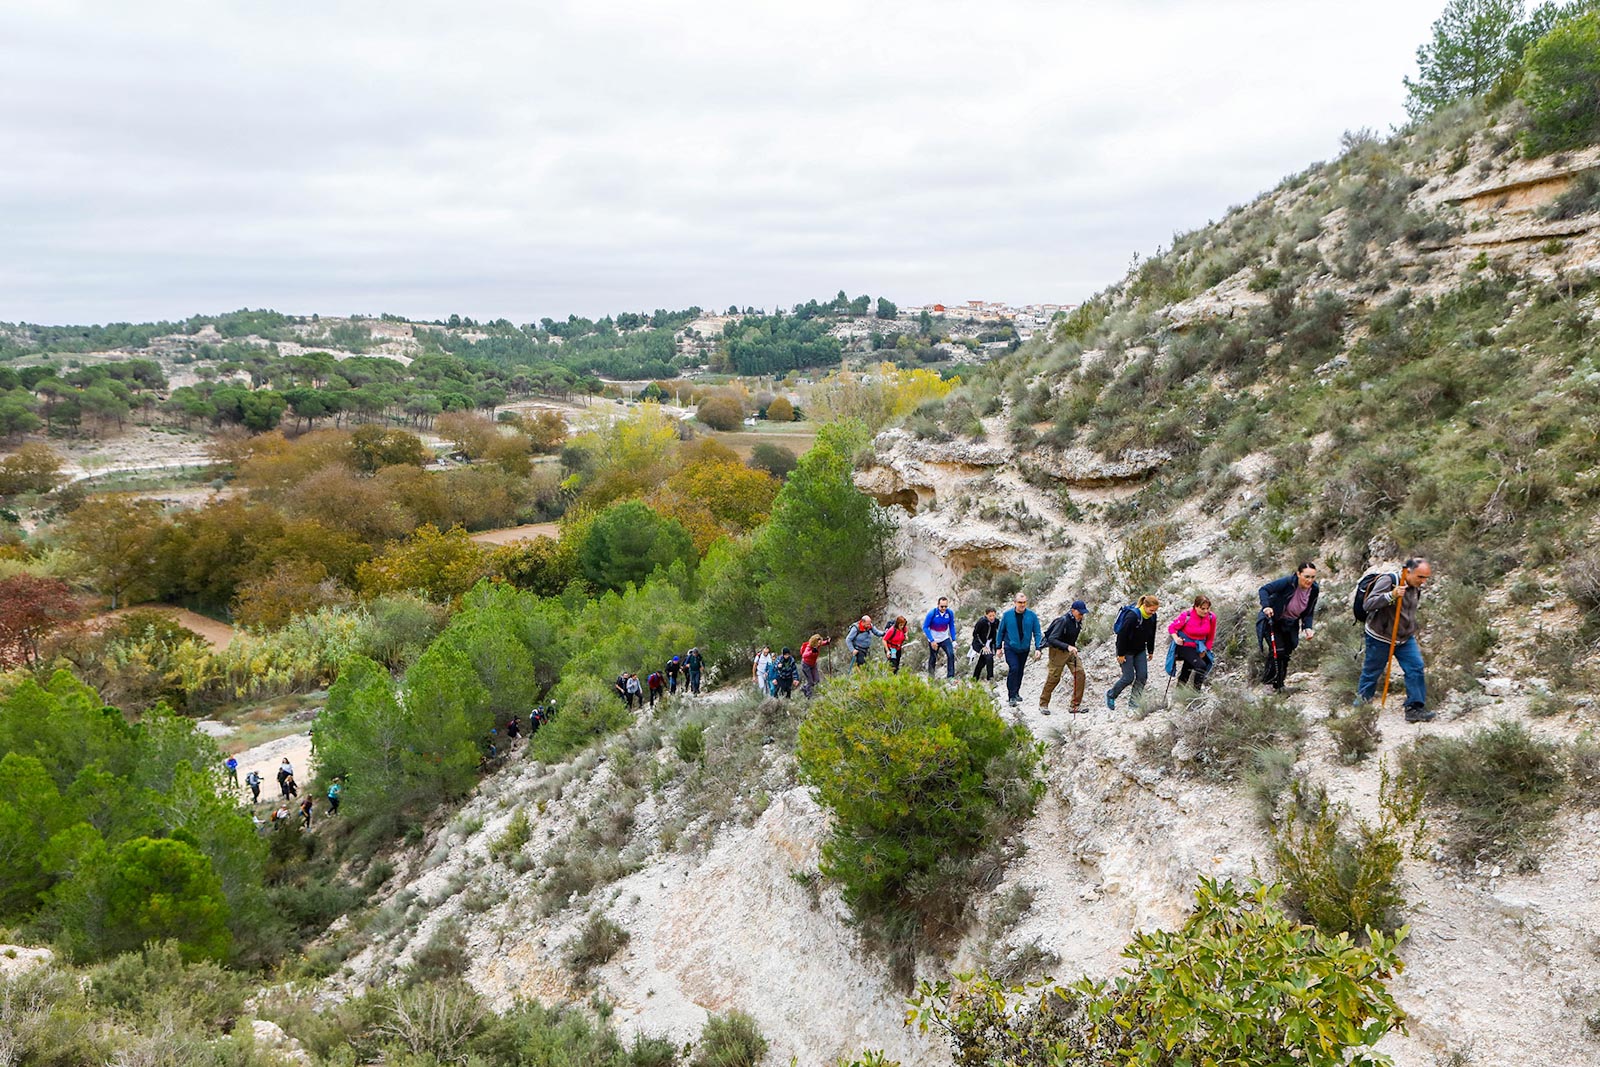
1259,562,1319,692
1356,557,1435,723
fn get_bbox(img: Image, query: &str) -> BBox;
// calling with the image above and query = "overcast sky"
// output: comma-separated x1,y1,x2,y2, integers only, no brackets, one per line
3,0,1445,325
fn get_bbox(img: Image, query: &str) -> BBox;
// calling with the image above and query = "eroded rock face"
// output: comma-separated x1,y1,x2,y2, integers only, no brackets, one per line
1021,446,1171,487
872,428,1010,469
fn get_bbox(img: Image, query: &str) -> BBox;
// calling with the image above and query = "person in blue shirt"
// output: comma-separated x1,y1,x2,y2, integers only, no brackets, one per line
996,592,1043,707
923,597,958,679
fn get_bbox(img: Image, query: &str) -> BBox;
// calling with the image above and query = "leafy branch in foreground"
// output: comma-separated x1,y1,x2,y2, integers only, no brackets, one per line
845,878,1407,1067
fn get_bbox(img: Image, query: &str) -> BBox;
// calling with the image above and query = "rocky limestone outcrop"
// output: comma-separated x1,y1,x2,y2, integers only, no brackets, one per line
1021,445,1171,487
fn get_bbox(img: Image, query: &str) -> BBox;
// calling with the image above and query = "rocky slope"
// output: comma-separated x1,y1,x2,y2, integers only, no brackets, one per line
331,105,1600,1065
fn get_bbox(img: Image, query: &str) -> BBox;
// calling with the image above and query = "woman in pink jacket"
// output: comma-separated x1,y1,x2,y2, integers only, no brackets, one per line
1168,595,1217,690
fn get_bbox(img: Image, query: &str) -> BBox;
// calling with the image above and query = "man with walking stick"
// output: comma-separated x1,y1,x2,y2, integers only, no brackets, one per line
1355,557,1434,723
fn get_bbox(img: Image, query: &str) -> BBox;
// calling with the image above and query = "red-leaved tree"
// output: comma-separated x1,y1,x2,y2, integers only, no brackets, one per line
0,575,81,667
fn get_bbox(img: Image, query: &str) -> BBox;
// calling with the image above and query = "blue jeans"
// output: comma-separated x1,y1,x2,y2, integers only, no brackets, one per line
1004,646,1029,701
927,637,956,678
1108,651,1148,702
1358,634,1426,706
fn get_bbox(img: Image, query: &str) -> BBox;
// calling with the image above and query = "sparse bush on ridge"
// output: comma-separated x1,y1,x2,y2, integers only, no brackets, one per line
1401,720,1567,864
1273,767,1424,938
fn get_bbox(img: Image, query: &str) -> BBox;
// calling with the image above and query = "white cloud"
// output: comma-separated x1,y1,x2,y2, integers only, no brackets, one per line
0,0,1444,323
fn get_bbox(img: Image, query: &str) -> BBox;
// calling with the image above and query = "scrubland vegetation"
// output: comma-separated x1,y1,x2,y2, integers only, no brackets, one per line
4,1,1600,1063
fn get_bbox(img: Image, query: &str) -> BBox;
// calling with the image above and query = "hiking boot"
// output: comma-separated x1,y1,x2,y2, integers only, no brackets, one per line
1068,706,1084,714
1404,703,1436,724
1038,706,1051,716
1104,691,1116,711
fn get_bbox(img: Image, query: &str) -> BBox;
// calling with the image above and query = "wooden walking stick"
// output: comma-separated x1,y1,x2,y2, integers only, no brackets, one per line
1379,568,1409,708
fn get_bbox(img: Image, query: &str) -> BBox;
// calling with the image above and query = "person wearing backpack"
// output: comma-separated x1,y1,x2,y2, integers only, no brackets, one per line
1106,595,1159,710
774,648,799,698
848,616,886,668
1356,558,1435,723
884,616,910,673
923,597,958,679
1167,595,1217,690
1040,600,1088,714
666,655,683,694
646,670,665,707
971,607,999,681
997,593,1043,707
800,634,830,696
1258,562,1319,692
244,769,262,803
685,648,704,695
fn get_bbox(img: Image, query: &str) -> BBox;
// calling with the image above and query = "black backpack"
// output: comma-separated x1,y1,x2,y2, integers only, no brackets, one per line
1351,571,1396,624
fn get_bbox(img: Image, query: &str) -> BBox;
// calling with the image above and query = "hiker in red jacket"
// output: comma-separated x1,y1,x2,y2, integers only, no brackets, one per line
884,616,910,673
800,634,830,697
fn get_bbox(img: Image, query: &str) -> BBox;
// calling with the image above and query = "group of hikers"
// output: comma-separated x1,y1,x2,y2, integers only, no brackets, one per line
807,557,1437,723
615,649,706,709
226,753,346,832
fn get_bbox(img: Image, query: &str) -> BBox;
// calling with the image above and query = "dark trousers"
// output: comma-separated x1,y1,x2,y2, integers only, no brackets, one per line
1108,651,1148,702
1262,619,1301,688
1004,646,1028,701
927,638,956,678
776,678,793,698
973,650,994,680
648,688,660,706
1175,644,1210,688
688,668,701,694
888,647,903,673
248,783,260,802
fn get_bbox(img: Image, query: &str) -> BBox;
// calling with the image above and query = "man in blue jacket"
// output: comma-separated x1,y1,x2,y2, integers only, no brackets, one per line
997,592,1043,707
923,596,958,679
1258,562,1319,692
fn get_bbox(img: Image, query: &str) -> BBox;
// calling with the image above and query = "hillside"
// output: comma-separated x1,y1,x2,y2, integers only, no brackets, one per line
304,99,1600,1065
6,10,1600,1067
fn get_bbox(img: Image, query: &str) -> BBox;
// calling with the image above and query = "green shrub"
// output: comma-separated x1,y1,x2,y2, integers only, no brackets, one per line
1520,12,1600,157
1402,719,1567,863
675,721,707,763
1113,523,1172,594
405,918,469,986
489,808,532,859
894,879,1406,1067
1137,682,1307,782
567,913,631,984
691,1010,768,1067
1328,702,1383,764
86,940,247,1031
798,670,1043,943
1273,768,1423,938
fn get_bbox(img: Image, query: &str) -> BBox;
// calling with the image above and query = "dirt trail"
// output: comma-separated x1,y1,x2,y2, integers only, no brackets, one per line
226,726,317,809
94,605,236,650
468,522,561,545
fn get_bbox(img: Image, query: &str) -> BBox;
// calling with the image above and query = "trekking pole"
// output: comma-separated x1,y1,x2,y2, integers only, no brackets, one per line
1379,568,1408,708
